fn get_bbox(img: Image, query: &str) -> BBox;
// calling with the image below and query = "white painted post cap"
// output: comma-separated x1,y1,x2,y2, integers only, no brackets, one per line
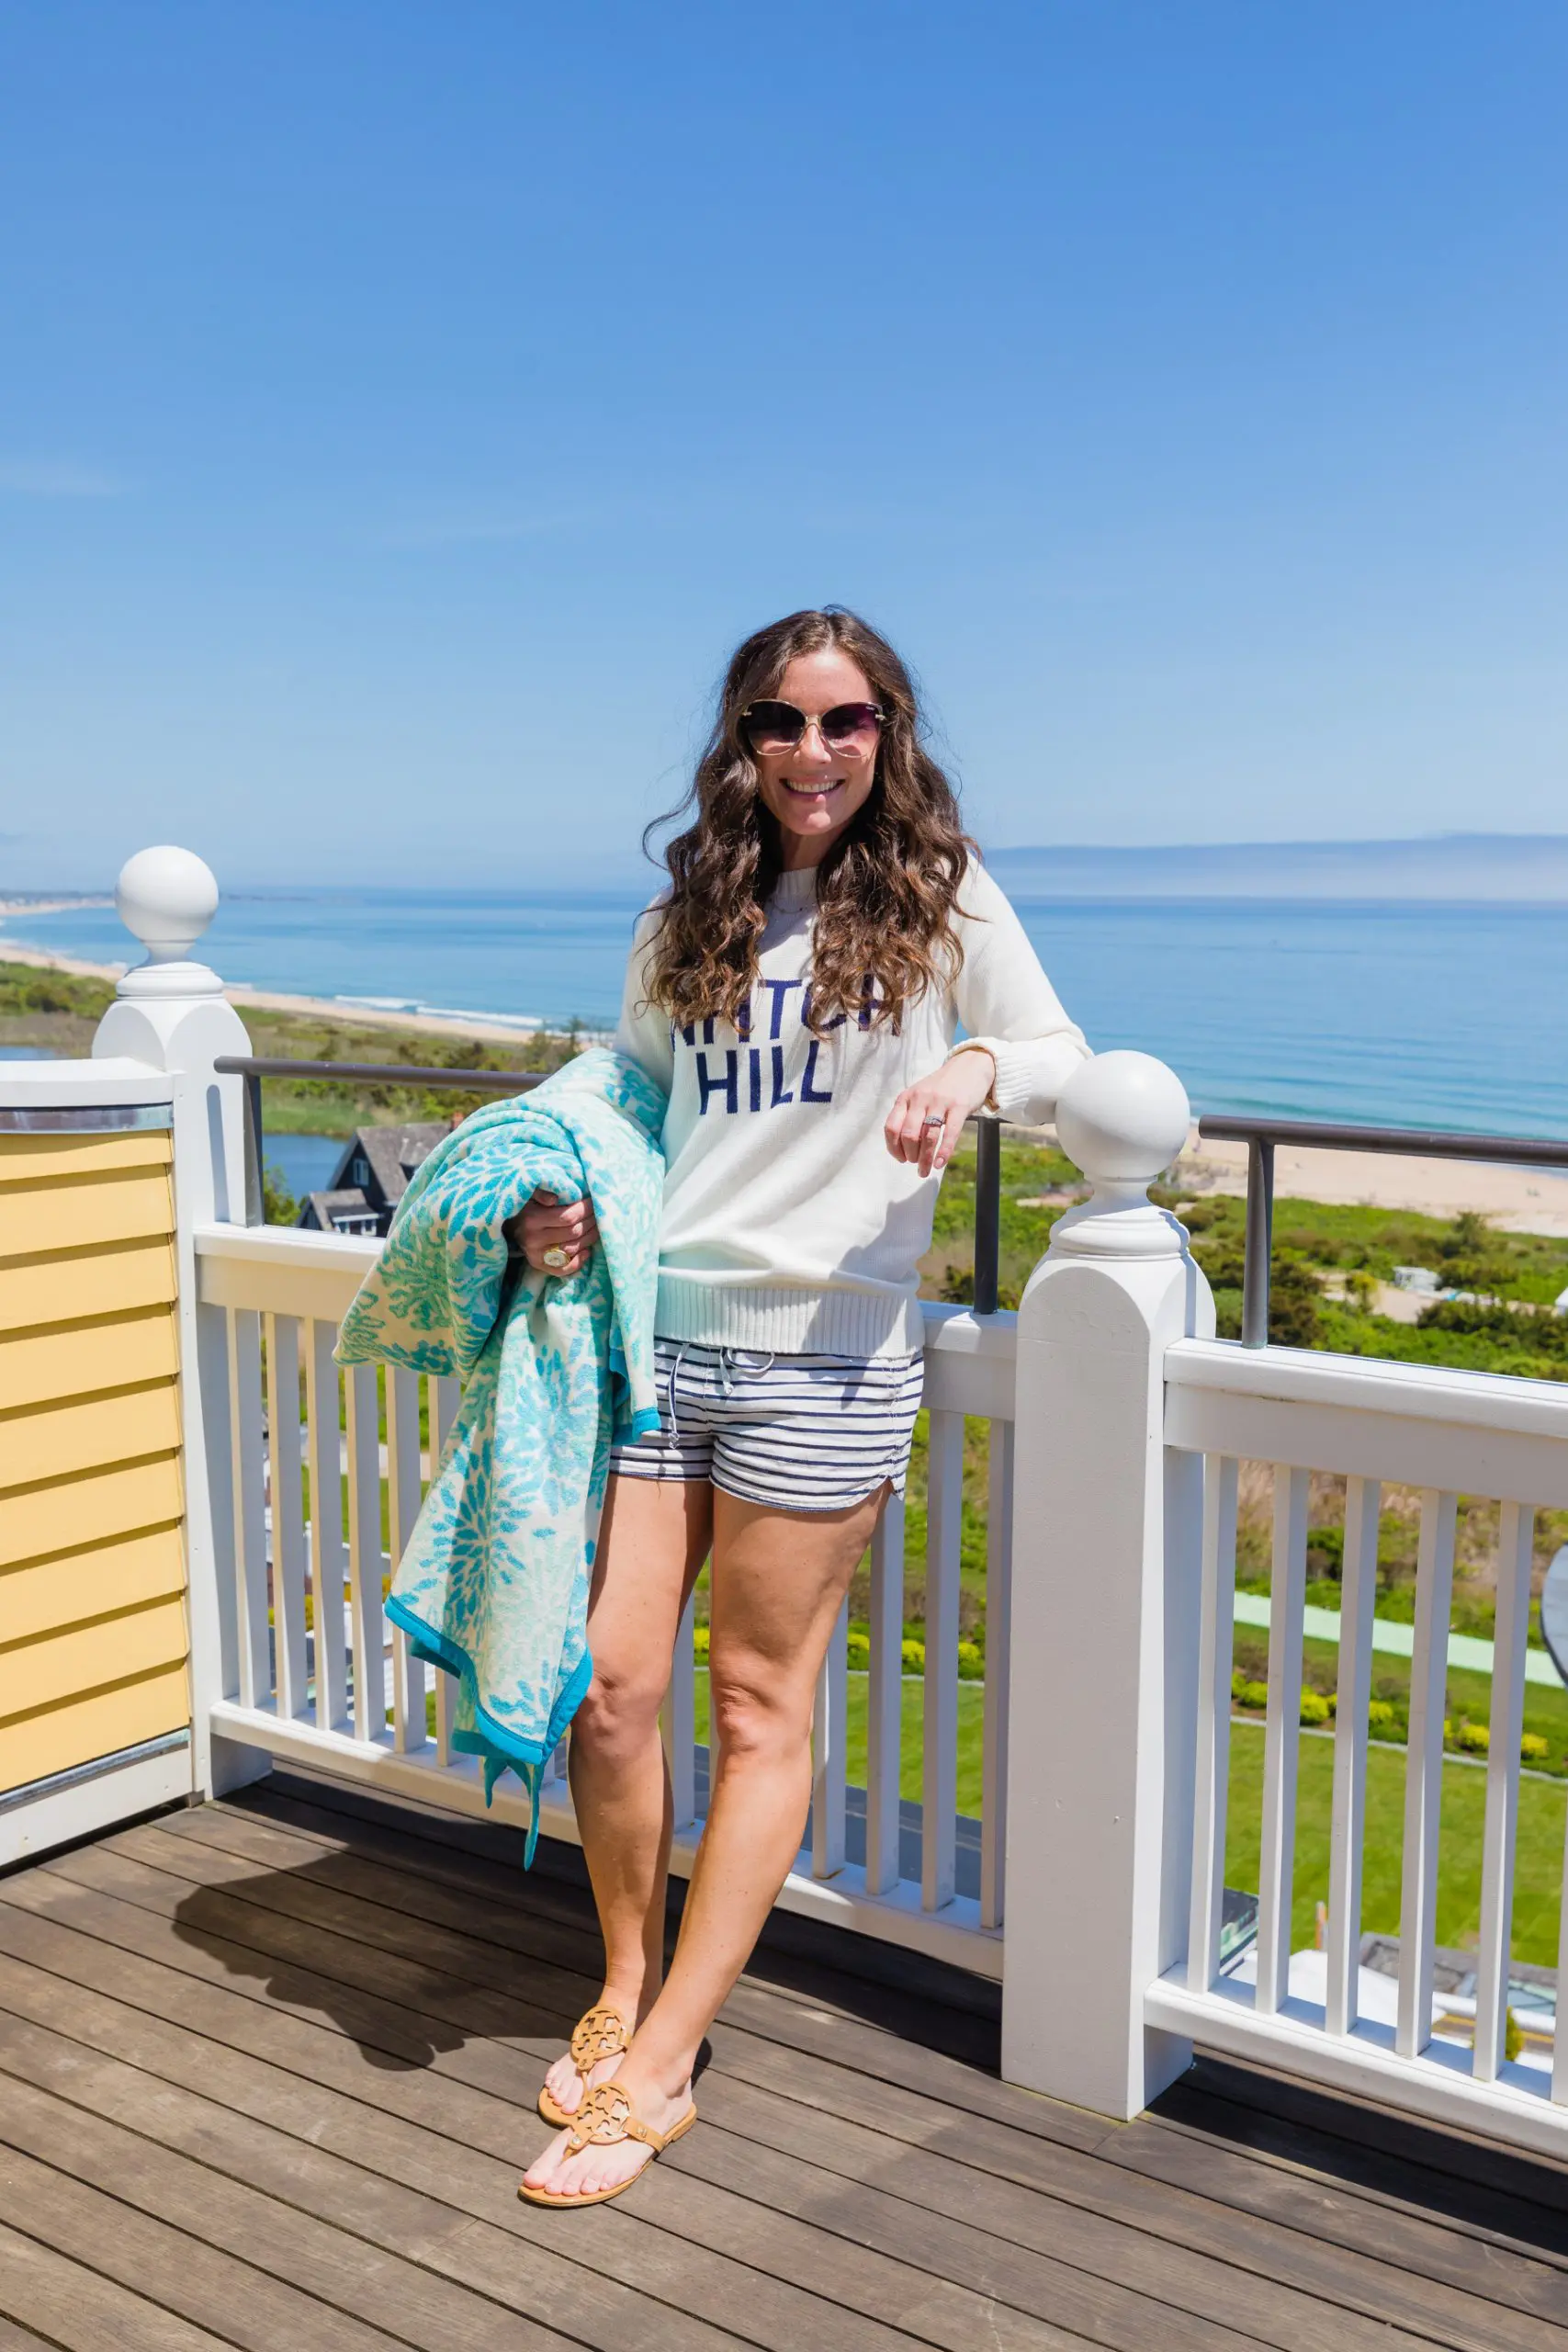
114,845,223,998
1049,1050,1192,1261
1055,1050,1191,1185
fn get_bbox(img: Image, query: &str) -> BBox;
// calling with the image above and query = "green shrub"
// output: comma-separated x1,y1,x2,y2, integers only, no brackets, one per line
1236,1679,1269,1712
1455,1722,1490,1755
1506,2007,1523,2064
845,1632,871,1669
1521,1732,1550,1764
956,1639,984,1679
1367,1700,1397,1734
693,1623,709,1661
901,1638,926,1673
1299,1690,1330,1726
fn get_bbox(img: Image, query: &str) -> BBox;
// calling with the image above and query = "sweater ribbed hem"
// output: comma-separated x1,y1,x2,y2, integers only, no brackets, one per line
654,1276,925,1360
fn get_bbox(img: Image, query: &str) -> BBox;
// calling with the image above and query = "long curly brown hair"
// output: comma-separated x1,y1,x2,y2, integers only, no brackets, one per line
643,608,974,1035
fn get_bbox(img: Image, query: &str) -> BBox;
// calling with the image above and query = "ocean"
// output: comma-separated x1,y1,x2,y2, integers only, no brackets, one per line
5,887,1566,1152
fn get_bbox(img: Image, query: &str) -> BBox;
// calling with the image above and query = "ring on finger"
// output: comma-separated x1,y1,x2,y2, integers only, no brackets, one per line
542,1245,570,1271
922,1111,946,1130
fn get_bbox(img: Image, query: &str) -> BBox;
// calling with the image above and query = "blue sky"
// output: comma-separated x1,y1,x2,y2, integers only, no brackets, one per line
2,2,1564,888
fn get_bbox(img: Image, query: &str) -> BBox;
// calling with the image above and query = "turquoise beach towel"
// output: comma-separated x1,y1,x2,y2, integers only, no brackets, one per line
335,1047,665,1857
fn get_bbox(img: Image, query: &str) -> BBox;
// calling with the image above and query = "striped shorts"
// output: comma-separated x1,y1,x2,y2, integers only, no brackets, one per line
609,1338,925,1514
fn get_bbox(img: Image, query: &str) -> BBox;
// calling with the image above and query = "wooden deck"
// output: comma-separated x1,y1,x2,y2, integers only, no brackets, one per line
1,1773,1566,2352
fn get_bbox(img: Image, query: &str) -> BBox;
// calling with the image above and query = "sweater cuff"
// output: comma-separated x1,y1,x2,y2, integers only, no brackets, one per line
962,1035,1091,1125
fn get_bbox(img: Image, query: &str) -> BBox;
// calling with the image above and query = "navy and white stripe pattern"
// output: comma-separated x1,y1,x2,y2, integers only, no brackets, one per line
609,1338,925,1513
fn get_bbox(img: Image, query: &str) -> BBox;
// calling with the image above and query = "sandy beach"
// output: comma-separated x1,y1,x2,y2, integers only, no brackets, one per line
0,937,546,1048
1174,1131,1568,1239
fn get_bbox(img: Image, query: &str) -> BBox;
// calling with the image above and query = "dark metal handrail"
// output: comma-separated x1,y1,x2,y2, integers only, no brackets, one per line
217,1052,1010,1307
1195,1113,1568,1348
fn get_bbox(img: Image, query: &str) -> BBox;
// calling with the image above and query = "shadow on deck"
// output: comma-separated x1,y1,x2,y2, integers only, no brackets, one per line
1,1765,1566,2349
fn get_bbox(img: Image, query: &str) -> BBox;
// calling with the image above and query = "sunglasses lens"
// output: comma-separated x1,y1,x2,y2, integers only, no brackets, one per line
742,701,802,752
822,704,884,754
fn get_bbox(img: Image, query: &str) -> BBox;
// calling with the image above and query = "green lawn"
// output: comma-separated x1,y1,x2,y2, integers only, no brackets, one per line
688,1675,1564,1962
694,1669,989,1815
1225,1719,1566,1963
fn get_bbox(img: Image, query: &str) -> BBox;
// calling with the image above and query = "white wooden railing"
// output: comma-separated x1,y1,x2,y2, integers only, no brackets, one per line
194,1222,1017,1975
1148,1340,1568,2154
19,843,1568,2168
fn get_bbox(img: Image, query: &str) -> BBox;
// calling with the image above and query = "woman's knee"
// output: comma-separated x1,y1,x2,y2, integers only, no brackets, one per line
709,1659,807,1766
575,1654,666,1758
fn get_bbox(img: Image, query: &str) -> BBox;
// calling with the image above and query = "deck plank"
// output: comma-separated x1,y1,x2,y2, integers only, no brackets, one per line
0,1896,1270,2352
0,1996,952,2352
0,2316,58,2350
6,1769,1568,2352
0,2131,403,2352
0,2216,235,2351
0,2064,570,2352
124,1794,1568,2343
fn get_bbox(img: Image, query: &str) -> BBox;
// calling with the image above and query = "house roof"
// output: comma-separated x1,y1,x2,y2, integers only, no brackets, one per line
301,1186,379,1231
339,1122,448,1204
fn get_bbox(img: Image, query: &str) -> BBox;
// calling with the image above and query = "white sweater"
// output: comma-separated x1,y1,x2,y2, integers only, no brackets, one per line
615,861,1090,1357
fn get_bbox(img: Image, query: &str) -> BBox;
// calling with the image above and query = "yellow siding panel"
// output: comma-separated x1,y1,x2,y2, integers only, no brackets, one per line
0,1383,180,1493
0,1526,186,1645
0,1662,188,1792
0,1309,179,1413
0,1170,175,1259
0,1594,187,1720
0,1131,172,1186
0,1238,177,1337
0,1455,182,1569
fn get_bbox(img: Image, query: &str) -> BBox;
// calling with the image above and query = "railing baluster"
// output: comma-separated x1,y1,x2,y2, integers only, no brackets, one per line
812,1600,849,1880
1397,1488,1458,2059
1257,1464,1309,2014
423,1371,461,1766
980,1419,1014,1929
1186,1453,1239,1992
921,1409,964,1912
430,1371,460,1470
386,1365,425,1753
661,1589,697,1832
1474,1499,1534,2082
344,1361,385,1741
226,1306,270,1710
1325,1476,1382,2035
864,1492,905,1897
1555,1812,1568,2104
303,1318,348,1733
264,1312,309,1720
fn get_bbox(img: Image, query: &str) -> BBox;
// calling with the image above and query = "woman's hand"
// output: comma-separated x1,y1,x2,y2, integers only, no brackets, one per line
507,1187,601,1276
885,1048,997,1177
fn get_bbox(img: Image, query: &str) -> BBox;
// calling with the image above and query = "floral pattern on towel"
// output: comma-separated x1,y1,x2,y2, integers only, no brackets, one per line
334,1048,665,1843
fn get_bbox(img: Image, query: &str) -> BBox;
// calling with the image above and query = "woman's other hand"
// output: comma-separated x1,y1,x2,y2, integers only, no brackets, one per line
507,1187,601,1275
885,1049,997,1177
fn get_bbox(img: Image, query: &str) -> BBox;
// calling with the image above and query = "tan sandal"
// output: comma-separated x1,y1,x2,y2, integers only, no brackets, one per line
519,2080,697,2209
536,2003,632,2128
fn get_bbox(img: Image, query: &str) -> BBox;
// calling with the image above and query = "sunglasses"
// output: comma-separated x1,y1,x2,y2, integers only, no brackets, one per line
739,699,886,757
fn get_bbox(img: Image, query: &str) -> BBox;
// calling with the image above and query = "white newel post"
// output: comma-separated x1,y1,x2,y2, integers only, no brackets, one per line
92,846,265,1800
1001,1050,1212,2119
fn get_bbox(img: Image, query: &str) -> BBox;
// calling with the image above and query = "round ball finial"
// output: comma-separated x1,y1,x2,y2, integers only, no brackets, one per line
115,845,220,965
1055,1050,1191,1186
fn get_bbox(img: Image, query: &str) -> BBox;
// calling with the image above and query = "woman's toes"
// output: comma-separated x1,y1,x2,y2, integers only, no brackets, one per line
524,2129,570,2190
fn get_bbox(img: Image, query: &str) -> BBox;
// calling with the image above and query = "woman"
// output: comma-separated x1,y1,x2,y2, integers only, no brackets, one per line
519,607,1089,2207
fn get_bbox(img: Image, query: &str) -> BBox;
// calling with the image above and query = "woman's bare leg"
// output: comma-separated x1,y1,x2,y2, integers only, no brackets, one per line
525,1482,884,2196
538,1472,712,2120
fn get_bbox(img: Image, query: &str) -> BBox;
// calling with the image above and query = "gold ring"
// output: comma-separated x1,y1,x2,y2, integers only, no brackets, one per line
542,1246,569,1271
